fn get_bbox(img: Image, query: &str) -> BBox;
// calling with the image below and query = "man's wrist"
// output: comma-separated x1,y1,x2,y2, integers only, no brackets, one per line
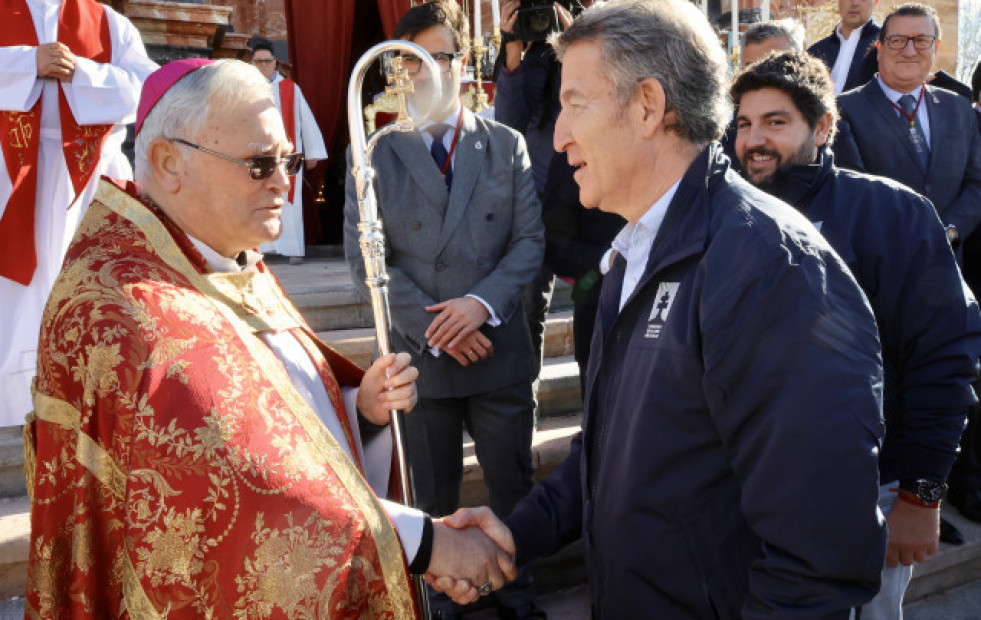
408,516,434,574
896,489,941,509
897,478,947,508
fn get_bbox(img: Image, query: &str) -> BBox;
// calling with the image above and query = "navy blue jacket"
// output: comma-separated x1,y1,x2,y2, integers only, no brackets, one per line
765,150,981,484
506,145,887,619
808,19,880,93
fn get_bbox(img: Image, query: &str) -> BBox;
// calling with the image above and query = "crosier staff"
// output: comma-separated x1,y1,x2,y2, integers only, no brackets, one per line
346,40,442,618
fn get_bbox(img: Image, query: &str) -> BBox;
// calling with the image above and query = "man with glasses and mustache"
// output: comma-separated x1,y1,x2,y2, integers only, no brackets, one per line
343,2,545,618
733,51,981,619
23,58,519,618
250,38,326,265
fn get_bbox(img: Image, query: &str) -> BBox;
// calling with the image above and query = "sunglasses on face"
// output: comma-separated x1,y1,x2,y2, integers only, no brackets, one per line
169,138,303,180
399,51,462,75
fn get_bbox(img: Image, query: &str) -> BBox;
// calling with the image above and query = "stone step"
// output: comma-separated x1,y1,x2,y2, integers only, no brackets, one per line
0,428,25,499
267,256,573,333
318,311,576,369
318,320,583,421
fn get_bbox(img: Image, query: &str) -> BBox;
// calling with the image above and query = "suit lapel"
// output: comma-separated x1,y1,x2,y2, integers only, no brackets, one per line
865,80,923,169
436,110,487,252
388,130,448,215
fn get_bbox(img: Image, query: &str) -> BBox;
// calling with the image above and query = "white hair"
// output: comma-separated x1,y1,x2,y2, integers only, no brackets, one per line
134,59,274,184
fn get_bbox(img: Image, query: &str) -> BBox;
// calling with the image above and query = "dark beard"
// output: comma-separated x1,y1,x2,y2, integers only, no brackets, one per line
743,137,818,189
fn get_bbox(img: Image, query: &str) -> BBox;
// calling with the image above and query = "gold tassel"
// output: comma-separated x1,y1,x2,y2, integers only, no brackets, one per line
22,411,36,502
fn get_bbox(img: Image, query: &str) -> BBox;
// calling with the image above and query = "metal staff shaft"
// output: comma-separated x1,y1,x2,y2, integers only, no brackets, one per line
347,40,442,619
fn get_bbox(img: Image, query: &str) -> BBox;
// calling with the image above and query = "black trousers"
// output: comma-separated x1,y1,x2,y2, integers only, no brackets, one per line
406,381,538,614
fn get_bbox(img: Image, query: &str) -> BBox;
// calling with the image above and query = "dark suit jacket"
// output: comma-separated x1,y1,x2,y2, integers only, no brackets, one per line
808,19,880,93
343,110,545,399
834,79,981,241
929,70,973,100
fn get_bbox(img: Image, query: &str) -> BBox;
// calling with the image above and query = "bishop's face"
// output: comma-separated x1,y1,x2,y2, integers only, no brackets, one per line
174,96,292,257
407,24,465,122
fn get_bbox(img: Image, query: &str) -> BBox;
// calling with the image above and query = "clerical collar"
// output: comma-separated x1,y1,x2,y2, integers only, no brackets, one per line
186,235,261,273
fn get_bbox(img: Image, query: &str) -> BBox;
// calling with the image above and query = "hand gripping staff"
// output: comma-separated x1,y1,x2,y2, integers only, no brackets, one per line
347,41,442,618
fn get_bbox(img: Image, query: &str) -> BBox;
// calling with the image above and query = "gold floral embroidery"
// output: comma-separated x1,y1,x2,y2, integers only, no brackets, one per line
27,181,415,618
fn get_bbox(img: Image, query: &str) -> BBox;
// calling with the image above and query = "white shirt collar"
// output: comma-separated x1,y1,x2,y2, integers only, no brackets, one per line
835,22,863,43
187,235,262,273
877,75,924,101
611,180,682,263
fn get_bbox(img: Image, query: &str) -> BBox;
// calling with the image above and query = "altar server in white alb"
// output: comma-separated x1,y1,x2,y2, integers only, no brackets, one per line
0,0,157,428
251,38,327,264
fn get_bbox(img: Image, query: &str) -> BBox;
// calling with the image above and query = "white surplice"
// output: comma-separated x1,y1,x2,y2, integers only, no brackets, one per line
259,72,327,258
0,0,158,427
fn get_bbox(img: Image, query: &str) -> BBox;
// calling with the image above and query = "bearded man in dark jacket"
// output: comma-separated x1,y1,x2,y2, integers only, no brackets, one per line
732,50,981,620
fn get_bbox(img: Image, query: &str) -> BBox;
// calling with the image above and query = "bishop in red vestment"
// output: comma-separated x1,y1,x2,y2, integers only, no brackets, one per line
23,58,516,619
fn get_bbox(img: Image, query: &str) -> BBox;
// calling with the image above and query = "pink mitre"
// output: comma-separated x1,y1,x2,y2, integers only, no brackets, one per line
136,58,214,135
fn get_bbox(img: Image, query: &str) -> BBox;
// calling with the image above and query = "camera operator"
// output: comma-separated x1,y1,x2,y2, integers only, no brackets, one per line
494,2,580,412
495,2,617,405
497,0,577,192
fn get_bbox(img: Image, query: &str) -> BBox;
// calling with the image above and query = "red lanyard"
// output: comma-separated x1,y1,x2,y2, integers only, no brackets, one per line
890,86,925,128
437,105,465,176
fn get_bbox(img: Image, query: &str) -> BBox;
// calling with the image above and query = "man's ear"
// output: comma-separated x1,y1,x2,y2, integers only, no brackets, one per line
814,111,833,148
635,77,666,138
147,137,183,193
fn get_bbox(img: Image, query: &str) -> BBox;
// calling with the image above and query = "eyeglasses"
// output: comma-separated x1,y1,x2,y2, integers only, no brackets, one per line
169,138,303,180
400,52,462,75
252,58,276,65
883,34,937,51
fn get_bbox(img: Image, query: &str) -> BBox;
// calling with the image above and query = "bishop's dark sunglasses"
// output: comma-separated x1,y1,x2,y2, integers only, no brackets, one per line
169,138,303,180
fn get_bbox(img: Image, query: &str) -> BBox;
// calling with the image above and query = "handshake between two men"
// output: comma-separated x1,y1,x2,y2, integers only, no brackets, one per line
425,507,520,604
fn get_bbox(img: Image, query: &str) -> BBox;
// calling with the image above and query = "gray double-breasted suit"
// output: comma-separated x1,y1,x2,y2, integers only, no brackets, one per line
343,107,545,526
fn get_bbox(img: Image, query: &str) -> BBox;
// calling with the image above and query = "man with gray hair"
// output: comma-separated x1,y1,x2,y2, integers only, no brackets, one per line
24,58,515,618
439,0,887,616
741,18,805,66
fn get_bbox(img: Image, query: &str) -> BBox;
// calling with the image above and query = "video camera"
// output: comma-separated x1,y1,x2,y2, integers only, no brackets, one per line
513,0,584,43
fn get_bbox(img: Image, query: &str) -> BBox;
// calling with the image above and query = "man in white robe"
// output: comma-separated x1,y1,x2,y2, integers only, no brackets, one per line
0,0,157,428
252,39,327,263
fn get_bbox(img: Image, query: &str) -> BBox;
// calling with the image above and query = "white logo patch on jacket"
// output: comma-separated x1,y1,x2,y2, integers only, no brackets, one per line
646,282,680,339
